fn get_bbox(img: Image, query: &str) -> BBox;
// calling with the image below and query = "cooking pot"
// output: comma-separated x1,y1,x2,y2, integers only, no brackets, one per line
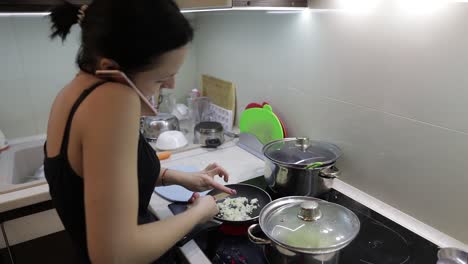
140,113,180,141
437,248,468,264
263,137,342,197
248,196,360,264
194,121,224,148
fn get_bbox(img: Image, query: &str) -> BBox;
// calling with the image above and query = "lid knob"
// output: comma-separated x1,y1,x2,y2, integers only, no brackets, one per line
296,137,310,152
298,201,322,221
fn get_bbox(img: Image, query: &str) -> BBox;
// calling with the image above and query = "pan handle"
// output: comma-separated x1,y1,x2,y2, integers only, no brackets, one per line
176,219,222,247
248,224,271,245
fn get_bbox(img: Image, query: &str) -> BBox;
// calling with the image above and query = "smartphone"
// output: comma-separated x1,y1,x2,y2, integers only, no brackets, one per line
95,70,158,115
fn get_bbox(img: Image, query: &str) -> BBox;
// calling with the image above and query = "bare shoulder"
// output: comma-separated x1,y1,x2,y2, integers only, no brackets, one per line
80,82,140,116
76,82,142,132
86,82,140,109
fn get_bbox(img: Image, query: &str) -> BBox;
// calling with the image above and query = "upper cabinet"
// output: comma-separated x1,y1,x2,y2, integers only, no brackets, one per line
0,0,307,13
232,0,308,7
0,0,89,12
0,0,59,12
175,0,232,10
175,0,308,10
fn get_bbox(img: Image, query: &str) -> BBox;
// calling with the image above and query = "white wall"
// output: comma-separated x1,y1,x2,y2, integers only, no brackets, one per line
0,17,80,139
0,16,197,140
194,5,468,243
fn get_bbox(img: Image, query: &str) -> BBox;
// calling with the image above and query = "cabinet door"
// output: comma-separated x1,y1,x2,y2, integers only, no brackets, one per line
3,231,80,264
233,0,308,7
0,0,90,12
175,0,232,9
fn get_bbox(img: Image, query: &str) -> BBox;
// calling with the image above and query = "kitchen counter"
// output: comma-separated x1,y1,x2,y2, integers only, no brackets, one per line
149,140,468,263
0,137,467,263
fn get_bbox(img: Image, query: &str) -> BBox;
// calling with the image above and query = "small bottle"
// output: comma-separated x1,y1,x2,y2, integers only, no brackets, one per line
190,88,200,99
186,88,200,140
187,88,200,120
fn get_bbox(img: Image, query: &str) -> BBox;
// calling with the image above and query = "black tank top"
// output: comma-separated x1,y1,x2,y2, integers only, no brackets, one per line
43,81,161,263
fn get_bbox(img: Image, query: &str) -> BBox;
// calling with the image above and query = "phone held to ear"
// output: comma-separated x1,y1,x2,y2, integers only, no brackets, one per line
95,70,158,115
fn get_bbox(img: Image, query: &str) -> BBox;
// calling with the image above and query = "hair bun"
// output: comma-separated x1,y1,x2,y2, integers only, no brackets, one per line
49,2,81,41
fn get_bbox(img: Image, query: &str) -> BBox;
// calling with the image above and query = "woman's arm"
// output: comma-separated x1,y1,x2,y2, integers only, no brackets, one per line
79,83,217,264
156,165,236,195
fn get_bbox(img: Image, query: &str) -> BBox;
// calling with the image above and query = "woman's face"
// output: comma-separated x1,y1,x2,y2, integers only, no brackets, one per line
132,46,188,99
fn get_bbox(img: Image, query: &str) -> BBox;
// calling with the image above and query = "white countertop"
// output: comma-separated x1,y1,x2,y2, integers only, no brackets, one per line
0,137,467,263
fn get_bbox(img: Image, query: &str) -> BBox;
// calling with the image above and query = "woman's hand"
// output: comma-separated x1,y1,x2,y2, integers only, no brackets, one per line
184,163,237,195
190,196,218,224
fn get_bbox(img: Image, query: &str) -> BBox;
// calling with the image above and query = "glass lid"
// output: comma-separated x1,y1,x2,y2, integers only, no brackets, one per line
261,197,360,253
263,138,342,167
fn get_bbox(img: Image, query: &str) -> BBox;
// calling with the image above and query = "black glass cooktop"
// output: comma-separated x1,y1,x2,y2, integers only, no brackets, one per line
170,176,439,264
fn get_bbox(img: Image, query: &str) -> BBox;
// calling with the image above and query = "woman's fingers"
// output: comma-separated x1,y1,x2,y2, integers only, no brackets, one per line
203,163,217,172
210,180,236,195
188,192,200,203
207,165,230,182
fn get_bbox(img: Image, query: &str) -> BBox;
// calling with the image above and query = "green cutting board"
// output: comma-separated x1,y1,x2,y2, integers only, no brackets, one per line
239,104,284,145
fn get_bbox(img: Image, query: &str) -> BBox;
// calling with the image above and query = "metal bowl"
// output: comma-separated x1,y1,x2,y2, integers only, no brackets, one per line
140,114,180,141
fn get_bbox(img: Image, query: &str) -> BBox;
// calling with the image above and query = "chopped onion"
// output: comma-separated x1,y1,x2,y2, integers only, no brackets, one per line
216,197,259,221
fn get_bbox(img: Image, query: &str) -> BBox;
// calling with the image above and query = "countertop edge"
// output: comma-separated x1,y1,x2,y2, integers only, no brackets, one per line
0,184,50,213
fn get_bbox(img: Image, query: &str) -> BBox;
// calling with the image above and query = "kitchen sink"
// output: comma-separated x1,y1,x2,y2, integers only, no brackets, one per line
0,137,46,188
12,144,44,184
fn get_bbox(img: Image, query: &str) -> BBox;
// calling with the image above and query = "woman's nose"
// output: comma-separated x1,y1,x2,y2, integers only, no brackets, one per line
161,77,175,89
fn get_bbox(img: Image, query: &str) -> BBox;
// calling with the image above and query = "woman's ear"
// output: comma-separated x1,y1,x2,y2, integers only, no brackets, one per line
98,58,120,70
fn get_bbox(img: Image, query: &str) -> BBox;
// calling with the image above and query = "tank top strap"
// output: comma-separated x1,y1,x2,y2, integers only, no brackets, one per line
59,81,107,156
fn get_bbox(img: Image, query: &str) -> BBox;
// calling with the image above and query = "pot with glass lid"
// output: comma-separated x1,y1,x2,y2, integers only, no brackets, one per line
248,196,360,264
263,137,342,197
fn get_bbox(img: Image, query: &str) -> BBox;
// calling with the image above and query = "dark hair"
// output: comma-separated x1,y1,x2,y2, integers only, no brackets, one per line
49,0,193,74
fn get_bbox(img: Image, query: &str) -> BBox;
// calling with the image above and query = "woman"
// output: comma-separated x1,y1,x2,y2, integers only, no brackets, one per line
44,1,235,263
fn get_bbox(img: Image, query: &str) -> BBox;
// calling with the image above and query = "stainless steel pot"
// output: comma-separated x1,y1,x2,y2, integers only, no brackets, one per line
438,248,468,264
140,113,180,141
248,196,360,264
194,121,224,148
263,137,342,197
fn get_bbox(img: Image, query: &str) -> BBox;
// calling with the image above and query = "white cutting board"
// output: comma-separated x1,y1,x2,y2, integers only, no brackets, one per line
154,165,209,202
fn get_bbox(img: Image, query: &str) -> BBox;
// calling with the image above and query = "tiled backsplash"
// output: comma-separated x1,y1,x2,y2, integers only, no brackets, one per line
194,7,468,243
0,17,197,139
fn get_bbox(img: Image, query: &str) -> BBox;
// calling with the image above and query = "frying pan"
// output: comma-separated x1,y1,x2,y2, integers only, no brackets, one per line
208,183,272,225
173,183,272,246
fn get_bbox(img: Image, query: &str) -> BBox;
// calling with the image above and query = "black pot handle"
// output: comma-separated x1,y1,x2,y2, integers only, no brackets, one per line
319,166,341,179
204,138,221,148
247,224,271,245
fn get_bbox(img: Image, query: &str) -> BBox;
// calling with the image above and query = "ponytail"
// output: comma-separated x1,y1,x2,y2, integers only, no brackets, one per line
49,2,80,41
